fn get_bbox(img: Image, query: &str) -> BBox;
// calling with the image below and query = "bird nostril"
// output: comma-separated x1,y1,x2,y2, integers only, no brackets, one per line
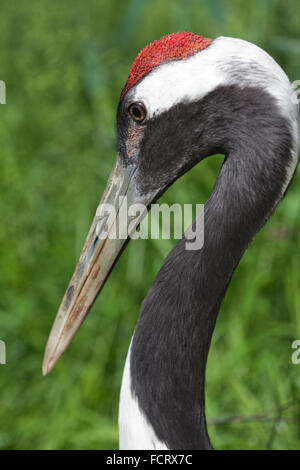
66,285,74,302
87,235,99,260
96,216,109,238
93,236,99,249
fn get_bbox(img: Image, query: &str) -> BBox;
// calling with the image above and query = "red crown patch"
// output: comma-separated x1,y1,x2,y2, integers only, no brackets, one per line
121,32,212,99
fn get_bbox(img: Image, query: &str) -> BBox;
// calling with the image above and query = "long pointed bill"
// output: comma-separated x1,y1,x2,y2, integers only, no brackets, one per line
43,157,157,375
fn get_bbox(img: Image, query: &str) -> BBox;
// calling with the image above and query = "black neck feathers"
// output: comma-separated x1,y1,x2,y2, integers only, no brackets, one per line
130,84,294,450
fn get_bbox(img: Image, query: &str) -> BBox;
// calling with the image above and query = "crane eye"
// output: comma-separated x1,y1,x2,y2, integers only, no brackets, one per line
128,102,147,122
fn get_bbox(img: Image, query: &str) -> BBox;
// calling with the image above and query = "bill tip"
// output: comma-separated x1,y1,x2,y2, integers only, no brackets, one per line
42,360,51,376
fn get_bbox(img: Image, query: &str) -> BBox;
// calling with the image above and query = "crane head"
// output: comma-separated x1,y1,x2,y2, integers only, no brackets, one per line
43,32,298,375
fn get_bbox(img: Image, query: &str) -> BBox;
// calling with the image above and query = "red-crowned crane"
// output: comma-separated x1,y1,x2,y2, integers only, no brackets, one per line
43,33,300,450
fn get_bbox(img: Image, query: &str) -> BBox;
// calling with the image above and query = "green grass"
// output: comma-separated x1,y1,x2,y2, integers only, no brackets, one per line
0,0,300,449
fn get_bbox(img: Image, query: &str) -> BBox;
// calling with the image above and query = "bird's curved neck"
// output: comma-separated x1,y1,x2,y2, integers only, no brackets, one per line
125,86,294,450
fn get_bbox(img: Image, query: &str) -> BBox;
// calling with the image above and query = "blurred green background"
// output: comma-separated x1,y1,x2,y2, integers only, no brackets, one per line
0,0,300,450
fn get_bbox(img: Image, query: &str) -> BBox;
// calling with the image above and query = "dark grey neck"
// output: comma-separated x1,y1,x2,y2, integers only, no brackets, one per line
130,86,294,450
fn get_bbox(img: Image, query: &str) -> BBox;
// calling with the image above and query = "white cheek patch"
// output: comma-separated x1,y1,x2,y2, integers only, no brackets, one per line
131,41,226,118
